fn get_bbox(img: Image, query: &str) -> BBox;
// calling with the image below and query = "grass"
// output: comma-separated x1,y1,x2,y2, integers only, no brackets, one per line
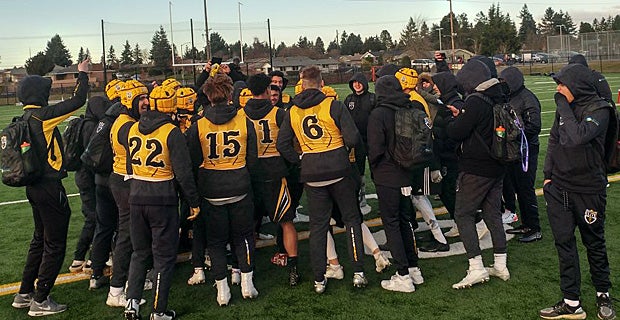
0,74,619,319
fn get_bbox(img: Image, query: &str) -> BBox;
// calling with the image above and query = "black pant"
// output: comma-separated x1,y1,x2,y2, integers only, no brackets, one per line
20,179,71,302
205,195,255,281
73,167,97,261
126,204,179,314
454,172,506,259
90,182,119,276
375,185,419,275
109,173,133,287
439,160,458,219
305,176,365,282
191,201,208,268
544,182,610,300
504,144,540,231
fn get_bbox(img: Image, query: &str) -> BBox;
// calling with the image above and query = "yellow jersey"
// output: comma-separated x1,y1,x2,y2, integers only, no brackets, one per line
196,110,248,170
110,114,136,175
289,98,344,154
247,107,280,158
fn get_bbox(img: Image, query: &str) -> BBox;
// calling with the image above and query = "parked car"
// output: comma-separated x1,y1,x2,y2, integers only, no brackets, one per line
532,53,560,63
411,59,435,72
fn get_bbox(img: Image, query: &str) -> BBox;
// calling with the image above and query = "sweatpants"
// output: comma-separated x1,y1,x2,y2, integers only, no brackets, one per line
190,203,208,268
126,204,179,314
439,161,458,219
108,173,133,288
305,176,365,282
20,179,71,302
454,172,506,259
205,195,256,281
89,182,119,277
375,185,419,275
544,182,610,300
504,144,540,231
73,167,97,261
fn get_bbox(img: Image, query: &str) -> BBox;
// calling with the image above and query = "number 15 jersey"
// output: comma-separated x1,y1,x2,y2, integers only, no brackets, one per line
195,109,248,171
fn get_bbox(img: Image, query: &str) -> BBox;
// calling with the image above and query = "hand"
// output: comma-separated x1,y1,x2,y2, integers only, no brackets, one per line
204,61,212,72
447,105,459,117
554,92,568,106
431,170,443,183
400,186,412,197
187,207,200,221
543,179,551,186
219,64,230,74
78,58,90,72
151,80,159,88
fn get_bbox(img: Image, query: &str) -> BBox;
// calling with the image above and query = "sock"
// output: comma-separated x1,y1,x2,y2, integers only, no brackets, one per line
326,232,338,261
564,298,580,307
597,292,610,298
287,256,298,267
493,253,507,270
109,286,124,296
361,223,379,254
468,255,484,270
354,271,364,277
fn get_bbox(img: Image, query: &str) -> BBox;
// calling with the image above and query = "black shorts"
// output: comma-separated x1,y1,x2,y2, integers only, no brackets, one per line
253,178,295,224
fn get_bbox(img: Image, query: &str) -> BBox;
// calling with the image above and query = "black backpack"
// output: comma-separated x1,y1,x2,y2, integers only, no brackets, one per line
469,93,527,168
62,115,89,172
591,101,620,173
381,103,434,170
0,111,42,187
81,116,115,174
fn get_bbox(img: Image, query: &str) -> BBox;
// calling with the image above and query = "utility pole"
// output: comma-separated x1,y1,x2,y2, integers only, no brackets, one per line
438,27,443,51
448,0,456,64
238,2,244,62
203,0,211,60
267,19,273,73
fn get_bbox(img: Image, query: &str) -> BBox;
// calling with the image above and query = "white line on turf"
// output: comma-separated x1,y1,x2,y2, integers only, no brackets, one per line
0,193,80,206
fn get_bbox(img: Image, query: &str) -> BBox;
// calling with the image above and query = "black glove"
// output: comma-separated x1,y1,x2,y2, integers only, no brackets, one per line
554,92,570,107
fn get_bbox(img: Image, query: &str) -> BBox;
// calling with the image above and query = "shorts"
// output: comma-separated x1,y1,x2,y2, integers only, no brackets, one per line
253,177,295,224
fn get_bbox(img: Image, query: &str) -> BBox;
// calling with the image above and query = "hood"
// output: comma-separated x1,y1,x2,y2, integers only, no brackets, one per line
104,101,125,118
18,75,52,107
203,103,240,125
432,72,458,97
348,73,369,94
456,59,491,95
244,98,273,120
375,75,411,107
85,96,111,121
553,63,598,100
291,89,327,109
470,55,497,78
138,110,173,135
568,54,589,68
376,64,400,77
232,81,247,107
499,67,524,96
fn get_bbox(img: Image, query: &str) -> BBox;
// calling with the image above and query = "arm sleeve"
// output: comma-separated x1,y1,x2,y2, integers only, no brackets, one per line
168,128,201,207
446,96,482,142
276,112,300,164
331,100,360,148
555,95,609,146
38,72,90,126
543,112,560,180
186,122,203,173
366,110,387,169
245,119,258,171
522,92,542,138
275,108,285,127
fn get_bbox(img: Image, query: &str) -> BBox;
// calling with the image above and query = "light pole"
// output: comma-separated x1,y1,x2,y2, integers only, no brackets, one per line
437,27,443,51
448,0,456,63
203,0,211,60
238,2,244,63
556,25,564,57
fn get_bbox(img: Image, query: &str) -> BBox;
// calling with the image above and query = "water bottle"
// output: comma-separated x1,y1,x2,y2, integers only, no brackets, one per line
494,125,505,159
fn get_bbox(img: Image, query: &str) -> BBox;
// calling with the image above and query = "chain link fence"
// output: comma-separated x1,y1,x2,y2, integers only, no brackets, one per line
547,30,620,62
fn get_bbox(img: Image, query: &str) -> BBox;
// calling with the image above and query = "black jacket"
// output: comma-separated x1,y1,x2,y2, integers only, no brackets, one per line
277,89,360,183
187,103,257,198
545,63,611,194
343,73,376,143
447,60,505,178
244,98,288,181
568,54,613,103
19,72,89,181
500,67,542,146
432,72,463,162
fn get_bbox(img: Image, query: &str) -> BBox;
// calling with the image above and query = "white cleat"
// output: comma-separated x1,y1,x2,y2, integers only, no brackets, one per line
381,273,415,293
215,278,231,306
187,268,206,285
231,268,241,285
314,279,327,294
241,271,259,299
325,264,344,280
486,266,510,281
444,226,460,238
452,268,490,289
408,267,424,285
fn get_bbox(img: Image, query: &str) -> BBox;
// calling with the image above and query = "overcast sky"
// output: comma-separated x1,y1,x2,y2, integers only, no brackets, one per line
0,0,618,68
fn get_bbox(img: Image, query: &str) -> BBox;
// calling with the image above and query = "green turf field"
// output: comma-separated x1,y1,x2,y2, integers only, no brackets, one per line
0,74,619,319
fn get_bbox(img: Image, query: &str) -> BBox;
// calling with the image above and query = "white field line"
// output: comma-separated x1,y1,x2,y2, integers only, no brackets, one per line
0,193,79,206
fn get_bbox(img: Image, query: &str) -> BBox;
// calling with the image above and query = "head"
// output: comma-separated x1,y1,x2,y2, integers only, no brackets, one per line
247,73,271,99
300,65,322,90
120,79,149,116
204,73,234,105
395,68,419,94
149,86,177,114
568,54,589,68
269,85,281,106
417,73,434,92
470,55,498,78
17,75,52,107
105,79,125,102
268,70,288,89
175,87,197,113
233,57,241,65
456,59,491,95
376,63,399,77
352,81,364,94
162,78,181,91
552,63,597,103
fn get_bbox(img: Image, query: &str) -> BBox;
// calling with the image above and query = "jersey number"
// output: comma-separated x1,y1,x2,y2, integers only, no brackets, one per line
205,131,241,159
129,137,165,168
257,119,274,144
302,115,323,139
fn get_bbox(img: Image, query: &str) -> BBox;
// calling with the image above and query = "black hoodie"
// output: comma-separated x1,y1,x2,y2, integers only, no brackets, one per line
19,72,89,180
500,67,542,145
127,110,200,208
277,89,360,183
544,63,612,193
568,54,613,103
447,60,505,177
431,72,463,162
244,98,288,181
343,73,376,143
187,103,258,198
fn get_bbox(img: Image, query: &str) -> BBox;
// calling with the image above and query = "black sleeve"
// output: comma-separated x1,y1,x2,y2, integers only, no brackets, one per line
522,91,542,138
543,111,560,180
168,128,201,207
186,122,203,173
38,72,89,122
246,119,258,170
330,100,360,148
276,111,300,164
118,121,134,175
446,96,484,142
275,108,285,127
367,109,387,169
555,96,609,147
435,59,450,73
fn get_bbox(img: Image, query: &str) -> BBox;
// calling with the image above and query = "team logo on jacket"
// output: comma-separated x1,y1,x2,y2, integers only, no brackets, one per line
348,102,355,110
96,121,105,133
584,209,598,224
559,116,564,126
424,117,432,129
1,136,6,150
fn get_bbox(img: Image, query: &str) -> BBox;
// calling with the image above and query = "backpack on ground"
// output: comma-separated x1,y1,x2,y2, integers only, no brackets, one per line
380,103,434,170
0,111,42,187
62,115,89,171
468,92,528,169
81,116,115,174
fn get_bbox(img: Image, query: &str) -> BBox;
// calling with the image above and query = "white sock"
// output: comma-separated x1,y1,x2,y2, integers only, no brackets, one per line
109,286,124,296
412,196,447,244
564,298,580,307
468,255,484,270
326,232,338,261
194,267,203,272
354,272,364,277
361,223,379,254
493,253,507,270
597,292,610,298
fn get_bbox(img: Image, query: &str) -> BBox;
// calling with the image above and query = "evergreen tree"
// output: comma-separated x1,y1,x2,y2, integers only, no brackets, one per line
132,43,143,64
518,5,537,40
275,41,287,55
340,32,364,55
579,22,595,34
474,4,520,55
85,48,91,60
379,30,394,49
363,35,385,52
399,17,418,48
25,51,53,76
314,37,325,54
150,25,173,70
107,45,118,67
45,34,72,67
209,32,229,58
538,7,556,35
120,40,133,65
77,47,85,63
297,36,312,49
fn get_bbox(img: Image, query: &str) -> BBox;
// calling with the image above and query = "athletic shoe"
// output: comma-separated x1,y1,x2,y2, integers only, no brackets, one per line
352,273,368,288
89,275,109,290
205,254,212,270
502,211,519,224
271,252,288,267
258,233,274,240
381,273,415,293
241,271,259,299
325,264,344,280
444,226,460,238
12,292,32,309
408,267,424,285
124,299,141,320
289,266,300,287
506,225,531,235
82,260,93,274
106,292,146,308
144,278,153,291
27,296,67,317
187,268,206,285
215,278,231,306
106,256,113,267
486,266,510,281
231,269,241,285
452,268,490,289
539,300,586,319
314,279,327,294
69,260,85,273
375,252,391,273
519,230,543,243
293,212,310,223
150,310,176,320
360,204,372,215
476,221,489,239
419,240,450,253
596,294,616,320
